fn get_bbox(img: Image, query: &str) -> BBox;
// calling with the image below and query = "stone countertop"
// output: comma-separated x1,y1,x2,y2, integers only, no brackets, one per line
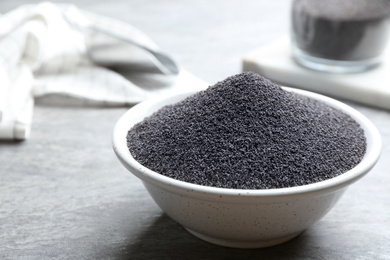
1,1,389,259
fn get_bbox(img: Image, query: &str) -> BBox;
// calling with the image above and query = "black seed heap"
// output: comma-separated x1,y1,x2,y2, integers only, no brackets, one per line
127,72,366,189
292,0,390,61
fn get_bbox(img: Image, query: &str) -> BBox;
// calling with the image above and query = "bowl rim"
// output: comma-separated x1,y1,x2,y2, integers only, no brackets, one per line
112,87,382,198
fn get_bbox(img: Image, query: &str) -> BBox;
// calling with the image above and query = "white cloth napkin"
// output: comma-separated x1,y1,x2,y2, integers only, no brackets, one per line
0,2,208,140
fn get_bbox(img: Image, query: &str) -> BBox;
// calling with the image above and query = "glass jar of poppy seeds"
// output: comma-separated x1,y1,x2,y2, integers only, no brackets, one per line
291,0,390,73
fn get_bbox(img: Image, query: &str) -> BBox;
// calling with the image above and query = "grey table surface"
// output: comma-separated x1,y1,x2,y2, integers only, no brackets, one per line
1,1,389,259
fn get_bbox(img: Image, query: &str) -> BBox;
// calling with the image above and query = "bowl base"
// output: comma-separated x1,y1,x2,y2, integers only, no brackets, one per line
185,228,303,248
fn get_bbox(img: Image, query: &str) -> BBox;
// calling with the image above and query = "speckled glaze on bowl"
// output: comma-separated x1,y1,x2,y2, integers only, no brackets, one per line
112,88,381,248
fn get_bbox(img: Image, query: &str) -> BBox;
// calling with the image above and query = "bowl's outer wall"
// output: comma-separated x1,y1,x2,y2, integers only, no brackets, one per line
143,181,347,243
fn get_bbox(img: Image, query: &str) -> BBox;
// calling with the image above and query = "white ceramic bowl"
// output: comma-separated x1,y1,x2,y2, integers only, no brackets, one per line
112,88,381,248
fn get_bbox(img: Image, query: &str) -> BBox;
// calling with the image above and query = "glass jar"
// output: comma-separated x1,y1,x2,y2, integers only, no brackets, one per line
291,0,390,73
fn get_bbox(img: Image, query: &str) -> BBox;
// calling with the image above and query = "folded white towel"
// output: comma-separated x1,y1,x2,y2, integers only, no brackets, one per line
0,2,208,140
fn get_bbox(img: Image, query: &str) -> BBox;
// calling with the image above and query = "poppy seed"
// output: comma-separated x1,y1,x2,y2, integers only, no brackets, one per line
127,72,366,189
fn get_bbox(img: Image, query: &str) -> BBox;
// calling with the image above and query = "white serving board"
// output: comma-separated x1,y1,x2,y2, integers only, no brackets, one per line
242,37,390,110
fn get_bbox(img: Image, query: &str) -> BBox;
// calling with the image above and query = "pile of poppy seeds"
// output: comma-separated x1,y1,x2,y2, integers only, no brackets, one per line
127,72,366,189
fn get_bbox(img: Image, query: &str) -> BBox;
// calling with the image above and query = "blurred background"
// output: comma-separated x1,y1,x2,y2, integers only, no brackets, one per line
0,0,291,84
1,1,389,259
